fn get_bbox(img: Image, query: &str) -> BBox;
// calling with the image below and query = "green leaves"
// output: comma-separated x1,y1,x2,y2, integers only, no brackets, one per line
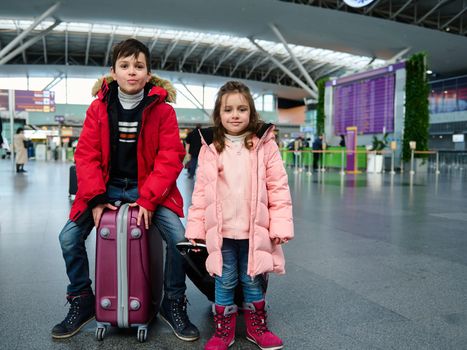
370,133,388,152
316,78,327,136
403,53,430,161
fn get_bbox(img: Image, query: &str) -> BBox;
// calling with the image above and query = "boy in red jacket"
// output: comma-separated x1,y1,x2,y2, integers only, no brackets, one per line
51,39,199,342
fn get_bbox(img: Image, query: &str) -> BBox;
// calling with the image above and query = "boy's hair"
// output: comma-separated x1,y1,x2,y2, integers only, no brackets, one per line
212,81,263,153
111,38,151,72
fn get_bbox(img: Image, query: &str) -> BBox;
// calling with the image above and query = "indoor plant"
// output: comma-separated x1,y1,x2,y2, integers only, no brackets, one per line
367,133,388,173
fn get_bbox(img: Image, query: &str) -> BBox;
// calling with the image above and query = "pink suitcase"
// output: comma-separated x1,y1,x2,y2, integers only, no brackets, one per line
95,203,153,342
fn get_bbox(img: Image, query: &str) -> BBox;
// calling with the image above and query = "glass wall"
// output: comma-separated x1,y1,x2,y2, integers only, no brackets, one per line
0,77,277,112
429,76,467,114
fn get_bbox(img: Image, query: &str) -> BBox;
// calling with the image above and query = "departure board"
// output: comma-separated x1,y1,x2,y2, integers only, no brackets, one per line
333,73,395,135
15,90,55,112
0,90,7,111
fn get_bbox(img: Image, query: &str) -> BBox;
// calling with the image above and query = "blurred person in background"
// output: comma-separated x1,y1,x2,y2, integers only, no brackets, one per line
13,127,28,173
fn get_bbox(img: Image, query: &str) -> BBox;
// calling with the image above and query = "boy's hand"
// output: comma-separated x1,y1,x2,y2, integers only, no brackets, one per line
130,203,153,229
272,237,289,245
92,203,118,227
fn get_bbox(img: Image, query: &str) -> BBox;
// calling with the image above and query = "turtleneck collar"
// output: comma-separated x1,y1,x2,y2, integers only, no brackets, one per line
118,87,144,110
225,132,249,143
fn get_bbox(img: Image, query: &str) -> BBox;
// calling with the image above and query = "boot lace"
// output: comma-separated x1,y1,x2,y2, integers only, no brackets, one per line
214,313,233,338
249,309,268,335
170,298,190,328
63,297,80,326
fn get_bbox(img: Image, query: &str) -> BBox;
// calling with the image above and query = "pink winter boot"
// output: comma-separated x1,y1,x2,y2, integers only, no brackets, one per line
205,304,238,350
243,300,283,350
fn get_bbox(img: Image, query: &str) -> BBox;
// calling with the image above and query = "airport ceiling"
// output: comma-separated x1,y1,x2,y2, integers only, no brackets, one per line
0,0,466,100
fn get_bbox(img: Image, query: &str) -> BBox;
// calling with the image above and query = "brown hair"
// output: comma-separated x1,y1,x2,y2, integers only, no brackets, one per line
111,38,151,72
212,81,263,153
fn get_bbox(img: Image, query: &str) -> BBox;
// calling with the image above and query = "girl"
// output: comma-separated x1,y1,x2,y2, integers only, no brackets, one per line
185,81,293,350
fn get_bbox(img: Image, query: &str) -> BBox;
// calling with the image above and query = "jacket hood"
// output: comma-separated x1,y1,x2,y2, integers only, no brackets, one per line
91,75,176,103
199,123,275,146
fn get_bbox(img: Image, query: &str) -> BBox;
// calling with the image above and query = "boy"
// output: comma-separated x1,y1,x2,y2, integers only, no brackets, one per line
51,38,199,342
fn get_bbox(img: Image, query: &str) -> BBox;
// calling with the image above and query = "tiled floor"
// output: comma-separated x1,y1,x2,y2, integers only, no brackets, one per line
1,159,466,349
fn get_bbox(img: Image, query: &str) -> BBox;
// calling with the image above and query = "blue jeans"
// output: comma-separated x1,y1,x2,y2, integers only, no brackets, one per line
214,238,263,306
59,178,187,299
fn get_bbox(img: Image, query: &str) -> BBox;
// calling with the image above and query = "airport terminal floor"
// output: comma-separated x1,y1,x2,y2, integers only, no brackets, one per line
1,159,467,350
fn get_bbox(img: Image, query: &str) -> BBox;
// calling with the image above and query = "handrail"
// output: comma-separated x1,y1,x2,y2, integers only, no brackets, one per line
280,148,441,175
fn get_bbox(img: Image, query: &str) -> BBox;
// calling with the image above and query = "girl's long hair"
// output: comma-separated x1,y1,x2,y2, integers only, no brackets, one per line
212,81,263,153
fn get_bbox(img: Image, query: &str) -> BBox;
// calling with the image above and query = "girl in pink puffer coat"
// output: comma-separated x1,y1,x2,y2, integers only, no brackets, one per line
185,81,293,350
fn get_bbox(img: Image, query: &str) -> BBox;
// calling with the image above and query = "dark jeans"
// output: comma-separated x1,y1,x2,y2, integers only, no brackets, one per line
59,178,187,299
214,238,263,306
188,156,198,178
313,153,320,170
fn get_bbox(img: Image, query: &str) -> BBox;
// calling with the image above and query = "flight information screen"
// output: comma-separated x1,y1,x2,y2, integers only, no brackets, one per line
333,72,395,135
15,90,55,112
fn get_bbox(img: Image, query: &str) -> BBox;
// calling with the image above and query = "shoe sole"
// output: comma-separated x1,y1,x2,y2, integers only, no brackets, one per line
51,316,95,339
159,314,199,342
246,336,283,350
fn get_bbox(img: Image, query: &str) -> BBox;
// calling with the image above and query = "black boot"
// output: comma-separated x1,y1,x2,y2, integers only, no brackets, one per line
16,164,21,173
159,296,199,341
19,164,27,173
51,294,95,339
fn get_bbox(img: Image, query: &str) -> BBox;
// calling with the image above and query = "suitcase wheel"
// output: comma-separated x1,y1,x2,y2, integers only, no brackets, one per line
137,326,148,342
95,326,106,341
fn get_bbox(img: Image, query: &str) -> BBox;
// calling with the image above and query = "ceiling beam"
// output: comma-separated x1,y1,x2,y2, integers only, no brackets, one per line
416,0,450,24
270,24,318,96
103,27,116,67
315,65,344,80
85,24,93,66
42,36,47,64
149,29,160,53
213,47,237,74
0,2,60,60
387,47,411,63
230,50,256,76
161,37,180,69
65,25,68,65
42,73,65,90
0,19,61,65
179,40,200,71
14,23,27,64
364,0,384,14
177,79,210,117
390,0,413,19
246,56,269,79
196,45,218,72
250,38,317,99
440,5,467,29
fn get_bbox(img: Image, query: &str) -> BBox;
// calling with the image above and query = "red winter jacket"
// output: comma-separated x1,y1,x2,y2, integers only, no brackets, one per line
69,76,185,222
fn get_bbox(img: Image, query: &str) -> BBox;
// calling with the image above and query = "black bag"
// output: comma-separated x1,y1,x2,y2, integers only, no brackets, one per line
69,165,78,198
176,241,268,305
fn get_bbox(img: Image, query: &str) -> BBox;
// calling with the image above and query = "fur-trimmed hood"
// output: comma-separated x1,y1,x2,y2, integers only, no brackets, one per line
91,75,176,103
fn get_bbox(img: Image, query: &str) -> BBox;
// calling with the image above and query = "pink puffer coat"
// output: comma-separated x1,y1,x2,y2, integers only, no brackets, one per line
185,124,293,277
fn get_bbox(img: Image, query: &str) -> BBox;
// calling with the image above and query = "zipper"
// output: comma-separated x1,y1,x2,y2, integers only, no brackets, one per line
247,126,272,276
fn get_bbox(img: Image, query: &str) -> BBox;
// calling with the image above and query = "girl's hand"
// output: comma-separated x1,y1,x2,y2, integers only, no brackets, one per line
92,203,118,227
129,203,153,229
189,239,201,253
272,237,289,245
